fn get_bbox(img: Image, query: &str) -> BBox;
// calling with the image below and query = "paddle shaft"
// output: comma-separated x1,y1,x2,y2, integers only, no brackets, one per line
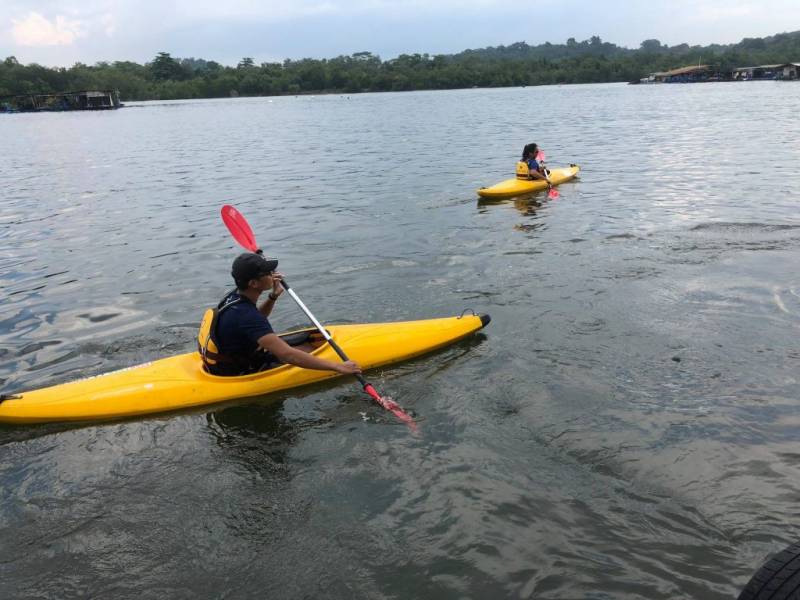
278,278,417,428
279,280,367,387
539,165,557,197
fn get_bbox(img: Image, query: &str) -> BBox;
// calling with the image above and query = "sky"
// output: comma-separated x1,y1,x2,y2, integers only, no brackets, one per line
1,0,799,67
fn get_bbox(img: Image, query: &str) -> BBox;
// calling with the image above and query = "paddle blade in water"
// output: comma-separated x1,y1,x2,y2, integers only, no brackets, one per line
221,205,259,252
548,187,560,199
363,384,418,432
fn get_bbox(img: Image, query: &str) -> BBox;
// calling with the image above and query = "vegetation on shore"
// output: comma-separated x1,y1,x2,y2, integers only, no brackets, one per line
2,30,799,101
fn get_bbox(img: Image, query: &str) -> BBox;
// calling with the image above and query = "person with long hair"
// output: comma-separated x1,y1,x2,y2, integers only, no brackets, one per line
516,143,549,181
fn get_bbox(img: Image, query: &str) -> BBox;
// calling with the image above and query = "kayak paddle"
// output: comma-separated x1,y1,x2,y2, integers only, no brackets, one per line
220,204,418,431
535,150,560,199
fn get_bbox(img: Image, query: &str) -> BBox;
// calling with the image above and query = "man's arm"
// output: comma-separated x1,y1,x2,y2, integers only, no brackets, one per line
258,293,278,317
257,333,361,374
258,272,285,317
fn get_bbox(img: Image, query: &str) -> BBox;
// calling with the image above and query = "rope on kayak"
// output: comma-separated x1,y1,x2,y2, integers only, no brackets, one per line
0,394,21,405
458,309,476,318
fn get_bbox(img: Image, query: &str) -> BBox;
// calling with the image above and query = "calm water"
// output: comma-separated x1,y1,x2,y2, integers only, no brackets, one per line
2,82,800,599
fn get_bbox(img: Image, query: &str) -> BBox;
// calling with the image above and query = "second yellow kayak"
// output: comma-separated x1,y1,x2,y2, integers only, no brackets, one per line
477,164,580,199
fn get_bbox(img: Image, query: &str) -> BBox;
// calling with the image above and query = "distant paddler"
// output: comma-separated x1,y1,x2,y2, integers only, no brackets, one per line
477,145,579,200
516,143,551,184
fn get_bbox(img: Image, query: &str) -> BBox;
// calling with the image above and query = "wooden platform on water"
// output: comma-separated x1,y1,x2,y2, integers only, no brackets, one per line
1,90,122,113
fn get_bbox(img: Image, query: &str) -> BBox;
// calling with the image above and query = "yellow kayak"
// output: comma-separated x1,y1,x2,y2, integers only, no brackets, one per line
0,314,490,424
477,164,580,199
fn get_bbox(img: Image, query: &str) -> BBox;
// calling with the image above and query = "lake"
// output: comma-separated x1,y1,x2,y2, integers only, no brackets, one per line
2,81,800,599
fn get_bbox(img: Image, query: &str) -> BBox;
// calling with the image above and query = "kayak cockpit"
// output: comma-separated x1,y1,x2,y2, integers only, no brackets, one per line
199,328,328,377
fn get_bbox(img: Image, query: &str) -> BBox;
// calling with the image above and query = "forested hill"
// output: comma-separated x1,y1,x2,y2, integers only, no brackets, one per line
2,30,799,101
454,30,800,62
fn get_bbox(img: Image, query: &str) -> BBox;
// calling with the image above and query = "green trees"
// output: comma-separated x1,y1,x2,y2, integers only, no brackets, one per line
640,39,664,53
2,32,800,102
148,52,188,81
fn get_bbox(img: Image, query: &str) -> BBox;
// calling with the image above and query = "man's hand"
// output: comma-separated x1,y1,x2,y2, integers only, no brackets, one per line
270,271,285,298
336,360,362,375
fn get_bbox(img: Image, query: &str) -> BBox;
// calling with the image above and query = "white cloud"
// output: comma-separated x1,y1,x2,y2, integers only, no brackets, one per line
170,0,338,21
692,1,755,21
166,0,507,22
100,13,115,36
11,11,85,46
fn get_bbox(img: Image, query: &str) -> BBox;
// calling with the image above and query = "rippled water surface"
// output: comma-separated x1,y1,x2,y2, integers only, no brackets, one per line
2,82,800,599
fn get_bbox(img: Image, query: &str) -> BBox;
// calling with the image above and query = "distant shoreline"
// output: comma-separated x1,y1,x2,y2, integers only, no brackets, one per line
3,30,798,102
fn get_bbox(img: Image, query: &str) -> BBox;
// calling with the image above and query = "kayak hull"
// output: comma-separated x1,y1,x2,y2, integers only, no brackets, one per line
0,314,489,424
477,164,580,199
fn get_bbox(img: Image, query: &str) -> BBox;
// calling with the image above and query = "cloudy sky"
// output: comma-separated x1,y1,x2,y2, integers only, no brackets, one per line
2,0,798,67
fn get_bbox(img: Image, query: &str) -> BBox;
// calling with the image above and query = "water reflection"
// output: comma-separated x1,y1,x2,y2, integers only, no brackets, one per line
206,399,313,470
477,193,546,215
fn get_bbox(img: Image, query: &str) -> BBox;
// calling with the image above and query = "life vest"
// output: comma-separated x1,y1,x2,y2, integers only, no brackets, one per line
515,161,530,180
197,293,243,374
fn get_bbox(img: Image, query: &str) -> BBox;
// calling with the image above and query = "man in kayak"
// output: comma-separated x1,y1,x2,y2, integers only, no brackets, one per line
208,252,362,376
516,143,551,182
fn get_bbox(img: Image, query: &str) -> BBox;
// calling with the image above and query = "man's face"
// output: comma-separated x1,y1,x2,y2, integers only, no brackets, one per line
249,271,274,290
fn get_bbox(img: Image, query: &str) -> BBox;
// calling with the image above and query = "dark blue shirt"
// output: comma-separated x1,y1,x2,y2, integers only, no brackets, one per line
526,158,541,173
215,292,274,356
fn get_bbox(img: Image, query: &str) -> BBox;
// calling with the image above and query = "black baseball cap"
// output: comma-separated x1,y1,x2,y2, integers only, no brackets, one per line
231,253,279,287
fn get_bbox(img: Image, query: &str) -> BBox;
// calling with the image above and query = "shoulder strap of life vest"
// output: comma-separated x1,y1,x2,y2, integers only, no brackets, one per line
197,293,243,371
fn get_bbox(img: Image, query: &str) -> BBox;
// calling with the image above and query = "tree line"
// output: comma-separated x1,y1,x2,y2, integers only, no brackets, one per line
1,30,799,101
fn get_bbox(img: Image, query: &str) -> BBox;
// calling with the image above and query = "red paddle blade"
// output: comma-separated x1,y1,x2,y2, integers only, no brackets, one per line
535,150,546,162
363,384,418,432
548,187,560,199
221,205,259,253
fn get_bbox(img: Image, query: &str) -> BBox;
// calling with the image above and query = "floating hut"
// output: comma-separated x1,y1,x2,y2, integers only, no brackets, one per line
0,90,122,113
733,63,799,80
637,64,715,84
